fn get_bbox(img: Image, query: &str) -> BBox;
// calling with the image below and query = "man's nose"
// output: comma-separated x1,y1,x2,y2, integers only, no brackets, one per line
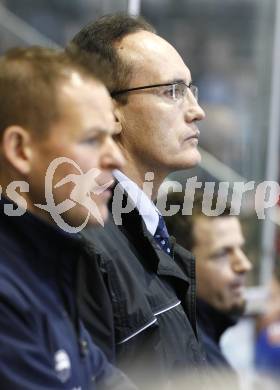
184,92,206,123
102,136,125,170
232,249,252,274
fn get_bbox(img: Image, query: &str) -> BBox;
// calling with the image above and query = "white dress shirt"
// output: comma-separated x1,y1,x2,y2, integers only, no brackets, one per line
113,170,159,236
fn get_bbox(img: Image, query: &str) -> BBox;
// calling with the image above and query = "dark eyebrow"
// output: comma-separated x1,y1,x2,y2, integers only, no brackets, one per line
169,78,192,85
172,78,188,84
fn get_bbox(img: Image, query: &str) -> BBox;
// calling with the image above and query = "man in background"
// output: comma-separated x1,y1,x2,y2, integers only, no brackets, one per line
165,190,252,370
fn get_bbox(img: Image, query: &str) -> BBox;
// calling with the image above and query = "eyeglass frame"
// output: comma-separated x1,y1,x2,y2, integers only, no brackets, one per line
111,80,198,101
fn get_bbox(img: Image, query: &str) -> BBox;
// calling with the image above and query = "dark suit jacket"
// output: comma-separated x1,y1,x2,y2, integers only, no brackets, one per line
78,190,206,386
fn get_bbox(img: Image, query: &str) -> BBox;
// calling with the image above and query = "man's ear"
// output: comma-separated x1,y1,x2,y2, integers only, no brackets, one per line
113,102,123,135
2,126,33,175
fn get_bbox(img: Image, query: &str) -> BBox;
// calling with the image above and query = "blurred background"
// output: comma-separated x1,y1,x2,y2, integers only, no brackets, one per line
0,0,279,387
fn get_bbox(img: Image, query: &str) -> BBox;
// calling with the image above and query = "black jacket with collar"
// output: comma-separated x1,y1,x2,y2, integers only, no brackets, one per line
197,298,237,370
78,190,207,386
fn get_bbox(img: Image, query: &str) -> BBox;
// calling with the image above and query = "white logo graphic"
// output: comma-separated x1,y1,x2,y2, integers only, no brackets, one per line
54,349,71,383
1,160,280,226
35,157,113,233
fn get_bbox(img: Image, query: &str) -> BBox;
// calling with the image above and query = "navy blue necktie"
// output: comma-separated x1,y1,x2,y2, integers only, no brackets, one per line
154,214,171,255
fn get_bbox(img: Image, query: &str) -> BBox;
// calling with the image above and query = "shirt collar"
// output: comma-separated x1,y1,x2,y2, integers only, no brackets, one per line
113,170,159,236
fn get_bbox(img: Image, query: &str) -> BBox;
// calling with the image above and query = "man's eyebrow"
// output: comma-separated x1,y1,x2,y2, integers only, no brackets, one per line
83,126,113,136
168,78,192,84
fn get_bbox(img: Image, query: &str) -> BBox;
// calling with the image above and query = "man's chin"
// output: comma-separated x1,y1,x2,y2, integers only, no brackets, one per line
184,149,201,168
174,153,201,171
226,299,246,318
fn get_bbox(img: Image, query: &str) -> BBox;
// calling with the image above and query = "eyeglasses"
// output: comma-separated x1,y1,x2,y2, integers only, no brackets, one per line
111,81,198,102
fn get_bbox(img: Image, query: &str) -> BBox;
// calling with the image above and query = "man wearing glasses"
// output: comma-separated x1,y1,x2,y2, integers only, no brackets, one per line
69,14,206,387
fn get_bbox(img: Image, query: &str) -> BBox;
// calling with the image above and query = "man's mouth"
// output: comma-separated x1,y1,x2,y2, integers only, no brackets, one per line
184,129,200,142
230,281,245,295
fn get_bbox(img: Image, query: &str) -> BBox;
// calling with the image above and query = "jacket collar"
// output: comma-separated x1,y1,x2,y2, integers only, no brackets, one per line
113,170,159,235
109,185,190,285
0,196,83,261
197,298,238,343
